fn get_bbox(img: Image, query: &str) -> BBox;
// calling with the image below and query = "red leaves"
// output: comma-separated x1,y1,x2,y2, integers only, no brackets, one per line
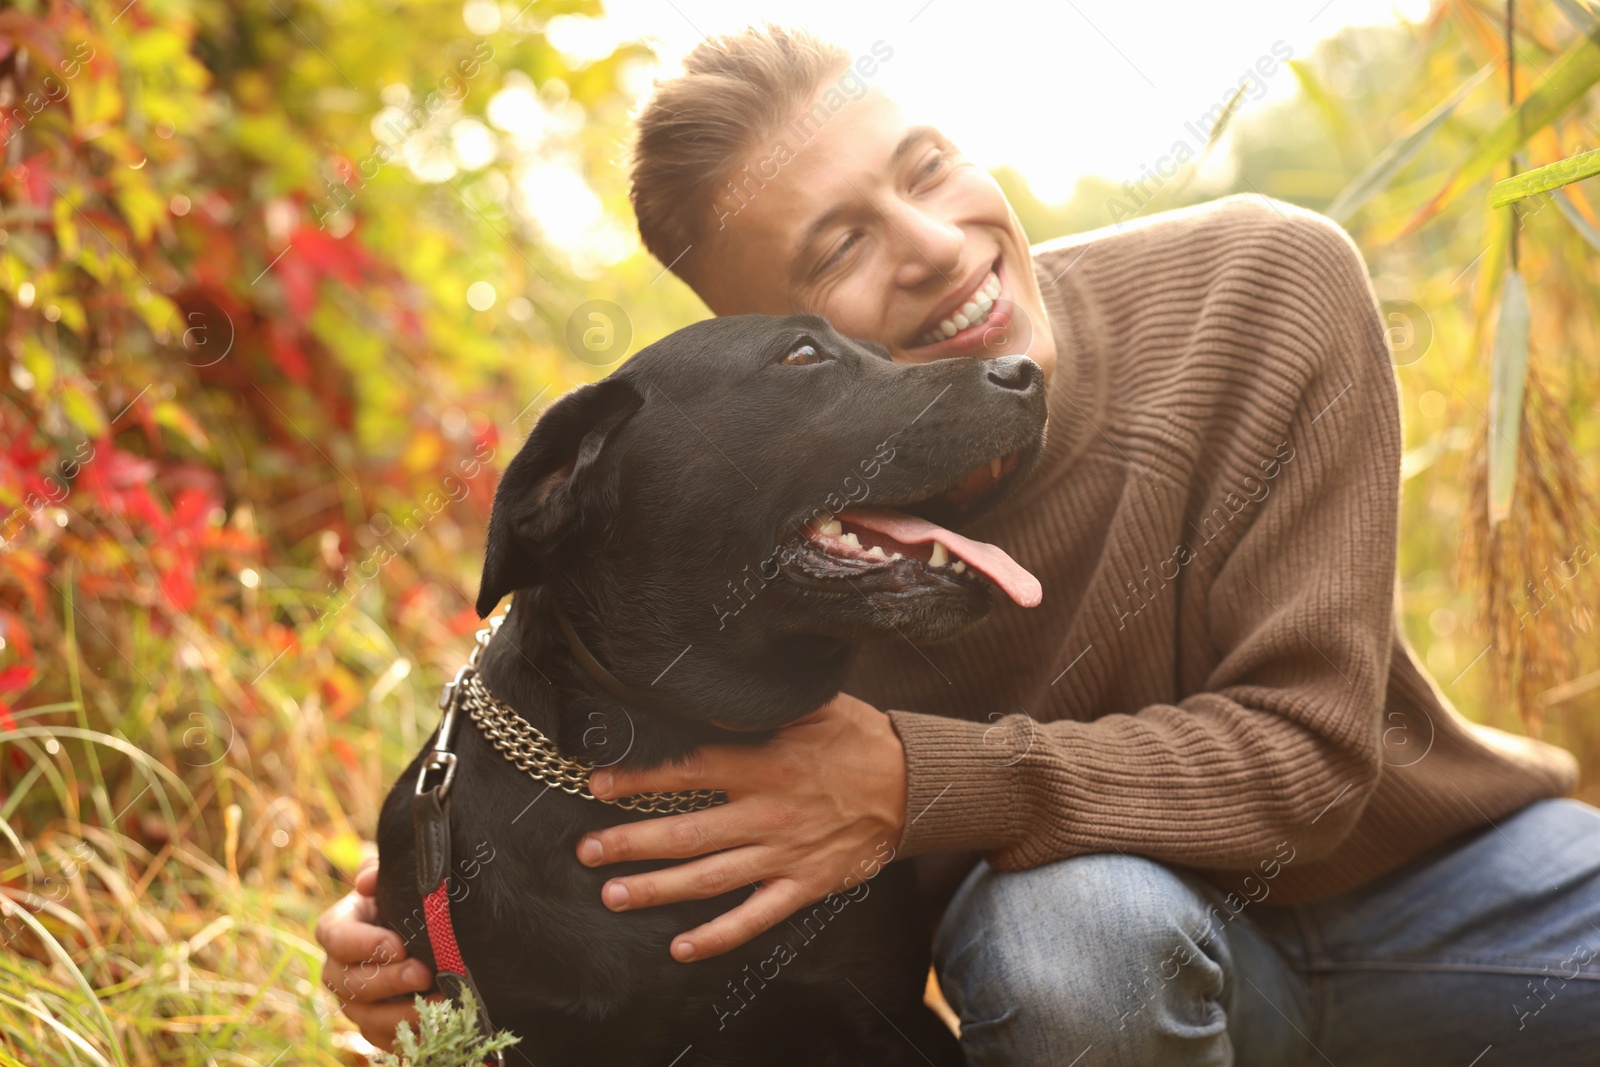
0,662,34,732
150,487,212,612
329,736,361,770
446,603,484,635
291,224,372,287
36,436,252,614
0,0,543,782
265,321,311,385
79,443,162,526
3,432,55,502
273,223,375,321
0,611,37,733
9,152,68,211
0,665,39,698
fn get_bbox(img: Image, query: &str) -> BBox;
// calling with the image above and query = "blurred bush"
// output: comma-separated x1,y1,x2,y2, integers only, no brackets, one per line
0,0,698,1061
1005,1,1600,769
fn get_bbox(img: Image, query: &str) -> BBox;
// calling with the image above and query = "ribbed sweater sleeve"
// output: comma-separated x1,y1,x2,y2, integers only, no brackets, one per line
886,203,1401,872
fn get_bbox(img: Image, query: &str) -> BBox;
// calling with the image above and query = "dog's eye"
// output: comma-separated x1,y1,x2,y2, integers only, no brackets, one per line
782,341,823,366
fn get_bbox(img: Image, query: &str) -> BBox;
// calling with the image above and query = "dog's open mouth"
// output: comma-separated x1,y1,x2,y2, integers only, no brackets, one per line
783,450,1042,608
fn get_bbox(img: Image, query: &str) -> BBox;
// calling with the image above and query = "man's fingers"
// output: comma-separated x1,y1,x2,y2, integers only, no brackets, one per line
670,881,803,962
323,956,434,1004
599,847,768,912
353,857,379,896
590,744,755,799
578,806,747,867
347,998,423,1053
316,900,407,967
313,892,353,949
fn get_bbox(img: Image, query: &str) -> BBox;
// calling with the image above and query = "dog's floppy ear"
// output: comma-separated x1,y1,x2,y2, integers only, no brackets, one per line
476,377,643,616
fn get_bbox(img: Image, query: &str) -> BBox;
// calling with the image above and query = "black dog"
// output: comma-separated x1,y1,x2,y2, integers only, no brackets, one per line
377,314,1047,1065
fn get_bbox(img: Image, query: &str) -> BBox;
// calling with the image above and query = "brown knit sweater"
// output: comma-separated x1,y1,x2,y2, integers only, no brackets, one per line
843,194,1578,906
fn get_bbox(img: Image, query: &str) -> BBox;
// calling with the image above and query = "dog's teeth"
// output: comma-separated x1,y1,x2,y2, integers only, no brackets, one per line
866,545,888,559
990,457,1002,480
891,552,903,560
929,542,949,567
952,560,966,573
817,519,843,536
841,532,861,549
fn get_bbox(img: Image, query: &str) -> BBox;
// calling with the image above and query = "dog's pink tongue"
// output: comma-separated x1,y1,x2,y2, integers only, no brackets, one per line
838,507,1042,608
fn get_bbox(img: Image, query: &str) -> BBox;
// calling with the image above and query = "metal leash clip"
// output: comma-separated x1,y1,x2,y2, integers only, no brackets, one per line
417,664,468,799
417,615,504,800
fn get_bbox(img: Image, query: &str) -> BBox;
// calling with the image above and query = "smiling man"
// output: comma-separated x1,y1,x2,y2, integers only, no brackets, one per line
317,25,1600,1065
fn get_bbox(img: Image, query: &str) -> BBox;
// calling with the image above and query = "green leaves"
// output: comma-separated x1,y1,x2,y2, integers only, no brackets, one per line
373,991,520,1067
1325,63,1496,223
59,381,109,439
1412,27,1600,226
1490,147,1600,206
1487,271,1531,525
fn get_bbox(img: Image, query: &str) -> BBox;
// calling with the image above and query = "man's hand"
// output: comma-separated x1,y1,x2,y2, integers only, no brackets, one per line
315,859,435,1051
576,691,907,962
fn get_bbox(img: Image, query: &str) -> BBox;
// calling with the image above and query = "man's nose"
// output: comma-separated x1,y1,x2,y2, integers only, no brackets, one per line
888,203,964,286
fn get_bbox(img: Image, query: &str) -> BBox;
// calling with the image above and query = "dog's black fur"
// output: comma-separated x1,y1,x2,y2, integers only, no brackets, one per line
376,314,1047,1065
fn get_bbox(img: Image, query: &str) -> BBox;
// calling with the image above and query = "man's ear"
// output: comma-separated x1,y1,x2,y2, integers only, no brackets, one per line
475,377,643,616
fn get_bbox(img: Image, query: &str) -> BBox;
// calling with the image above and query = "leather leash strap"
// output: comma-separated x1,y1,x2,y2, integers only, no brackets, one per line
414,651,505,1066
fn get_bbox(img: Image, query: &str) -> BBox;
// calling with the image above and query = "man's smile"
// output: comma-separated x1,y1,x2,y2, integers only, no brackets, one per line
904,255,1024,358
910,257,1000,344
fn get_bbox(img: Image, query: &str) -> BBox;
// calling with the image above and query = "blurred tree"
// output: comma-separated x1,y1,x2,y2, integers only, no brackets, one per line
0,0,699,1061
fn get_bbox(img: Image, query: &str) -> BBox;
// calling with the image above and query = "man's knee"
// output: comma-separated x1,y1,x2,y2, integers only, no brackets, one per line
934,853,1230,1064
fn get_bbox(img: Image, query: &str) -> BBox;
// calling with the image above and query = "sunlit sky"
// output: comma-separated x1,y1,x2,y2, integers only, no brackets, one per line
564,0,1432,202
452,0,1435,272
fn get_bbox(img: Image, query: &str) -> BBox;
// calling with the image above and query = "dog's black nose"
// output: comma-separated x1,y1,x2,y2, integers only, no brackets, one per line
985,354,1042,394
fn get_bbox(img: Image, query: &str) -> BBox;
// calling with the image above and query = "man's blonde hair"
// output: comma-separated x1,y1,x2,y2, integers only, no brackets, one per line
628,25,851,286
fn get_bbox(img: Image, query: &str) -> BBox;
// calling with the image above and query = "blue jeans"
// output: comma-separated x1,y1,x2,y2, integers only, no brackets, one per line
933,798,1600,1066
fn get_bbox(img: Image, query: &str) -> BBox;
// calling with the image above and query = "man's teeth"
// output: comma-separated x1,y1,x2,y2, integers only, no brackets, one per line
916,271,1002,346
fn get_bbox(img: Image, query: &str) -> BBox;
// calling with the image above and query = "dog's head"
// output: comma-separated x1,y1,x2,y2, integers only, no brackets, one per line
477,314,1047,730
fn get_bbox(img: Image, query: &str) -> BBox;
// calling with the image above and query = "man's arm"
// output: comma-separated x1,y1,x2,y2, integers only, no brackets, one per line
578,212,1397,953
891,212,1398,870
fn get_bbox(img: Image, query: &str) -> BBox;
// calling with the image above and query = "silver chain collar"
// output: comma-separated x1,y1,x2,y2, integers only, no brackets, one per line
437,614,727,816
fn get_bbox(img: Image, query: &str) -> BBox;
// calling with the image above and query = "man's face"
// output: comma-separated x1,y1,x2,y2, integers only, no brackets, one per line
691,87,1058,383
